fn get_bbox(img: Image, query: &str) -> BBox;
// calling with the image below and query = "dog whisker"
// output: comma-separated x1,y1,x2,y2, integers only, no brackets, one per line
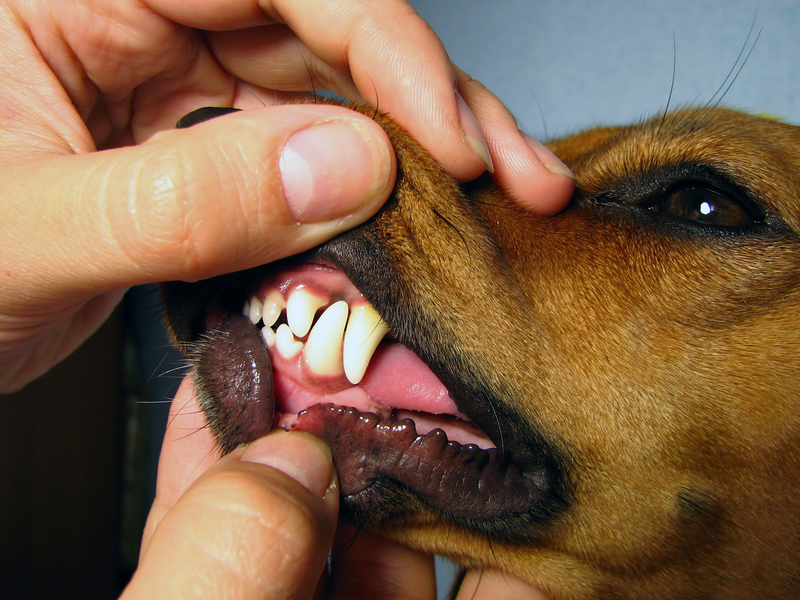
656,32,678,137
680,493,776,551
134,399,174,405
329,527,362,563
432,207,471,257
708,28,761,114
691,12,761,132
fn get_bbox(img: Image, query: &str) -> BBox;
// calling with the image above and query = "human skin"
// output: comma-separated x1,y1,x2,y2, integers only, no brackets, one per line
0,0,572,597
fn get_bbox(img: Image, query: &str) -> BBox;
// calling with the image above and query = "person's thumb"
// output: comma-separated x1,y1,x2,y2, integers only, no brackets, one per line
1,103,395,305
123,430,338,600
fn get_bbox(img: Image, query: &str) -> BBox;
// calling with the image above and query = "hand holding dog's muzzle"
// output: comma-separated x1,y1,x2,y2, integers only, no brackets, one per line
0,0,572,394
132,376,434,600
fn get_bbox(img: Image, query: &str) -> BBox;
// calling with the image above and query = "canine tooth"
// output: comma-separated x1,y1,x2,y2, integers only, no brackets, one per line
343,304,389,385
262,290,286,328
261,326,276,349
248,295,263,325
276,324,303,359
286,287,326,338
304,301,348,376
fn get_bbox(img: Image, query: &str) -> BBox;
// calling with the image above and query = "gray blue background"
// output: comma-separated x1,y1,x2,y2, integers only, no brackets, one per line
412,0,800,139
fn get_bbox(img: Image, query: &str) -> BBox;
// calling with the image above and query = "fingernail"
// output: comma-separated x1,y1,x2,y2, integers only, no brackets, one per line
241,430,335,498
455,91,494,173
280,120,392,223
521,131,575,180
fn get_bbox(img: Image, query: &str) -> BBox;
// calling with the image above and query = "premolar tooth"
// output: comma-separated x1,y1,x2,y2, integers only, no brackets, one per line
286,287,327,338
262,290,286,328
276,324,303,359
304,301,348,376
248,295,263,325
343,304,389,385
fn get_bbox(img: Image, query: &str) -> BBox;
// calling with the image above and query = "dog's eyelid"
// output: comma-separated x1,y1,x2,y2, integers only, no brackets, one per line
603,164,767,229
650,182,760,228
585,173,774,233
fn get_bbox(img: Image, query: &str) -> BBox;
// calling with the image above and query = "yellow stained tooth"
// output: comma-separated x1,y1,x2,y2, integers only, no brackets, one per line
286,287,327,338
276,324,303,359
343,304,389,385
304,301,348,376
248,295,263,325
262,290,286,328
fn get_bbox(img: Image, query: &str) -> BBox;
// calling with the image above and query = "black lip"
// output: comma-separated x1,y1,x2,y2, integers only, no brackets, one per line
293,403,554,538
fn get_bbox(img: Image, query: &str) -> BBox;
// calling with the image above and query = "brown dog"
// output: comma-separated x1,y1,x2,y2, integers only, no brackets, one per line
162,105,800,599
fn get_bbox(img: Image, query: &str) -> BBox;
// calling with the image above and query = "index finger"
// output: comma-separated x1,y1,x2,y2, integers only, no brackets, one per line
145,0,490,181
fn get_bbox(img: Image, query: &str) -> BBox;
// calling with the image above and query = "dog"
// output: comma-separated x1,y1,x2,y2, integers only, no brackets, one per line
162,103,800,599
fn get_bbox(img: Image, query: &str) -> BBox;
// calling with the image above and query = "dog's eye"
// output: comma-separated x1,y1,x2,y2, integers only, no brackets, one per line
650,184,758,227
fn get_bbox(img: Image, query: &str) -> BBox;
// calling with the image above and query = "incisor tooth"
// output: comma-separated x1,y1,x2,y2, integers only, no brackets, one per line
343,304,389,385
276,324,303,359
248,295,263,325
286,287,326,338
262,290,286,328
261,326,276,349
304,301,348,376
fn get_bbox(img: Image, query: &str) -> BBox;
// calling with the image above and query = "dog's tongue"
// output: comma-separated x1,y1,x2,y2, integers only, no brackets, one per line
271,339,468,425
353,343,458,415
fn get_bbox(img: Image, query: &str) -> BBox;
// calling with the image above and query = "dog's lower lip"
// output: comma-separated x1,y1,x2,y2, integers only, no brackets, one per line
290,403,545,521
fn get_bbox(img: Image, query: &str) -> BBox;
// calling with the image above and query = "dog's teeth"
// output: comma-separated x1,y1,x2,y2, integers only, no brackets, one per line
261,326,276,349
343,304,389,385
262,290,286,328
275,323,303,359
247,295,263,325
286,287,326,338
304,301,348,376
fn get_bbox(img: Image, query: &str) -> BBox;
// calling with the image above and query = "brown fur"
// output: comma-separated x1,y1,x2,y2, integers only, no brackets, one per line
165,106,800,599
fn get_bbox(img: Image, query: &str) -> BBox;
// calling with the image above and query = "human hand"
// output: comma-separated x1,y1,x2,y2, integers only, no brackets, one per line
126,376,436,600
0,0,573,392
127,376,552,599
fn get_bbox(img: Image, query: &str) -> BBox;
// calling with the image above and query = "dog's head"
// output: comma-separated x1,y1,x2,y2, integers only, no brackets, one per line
163,106,800,599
